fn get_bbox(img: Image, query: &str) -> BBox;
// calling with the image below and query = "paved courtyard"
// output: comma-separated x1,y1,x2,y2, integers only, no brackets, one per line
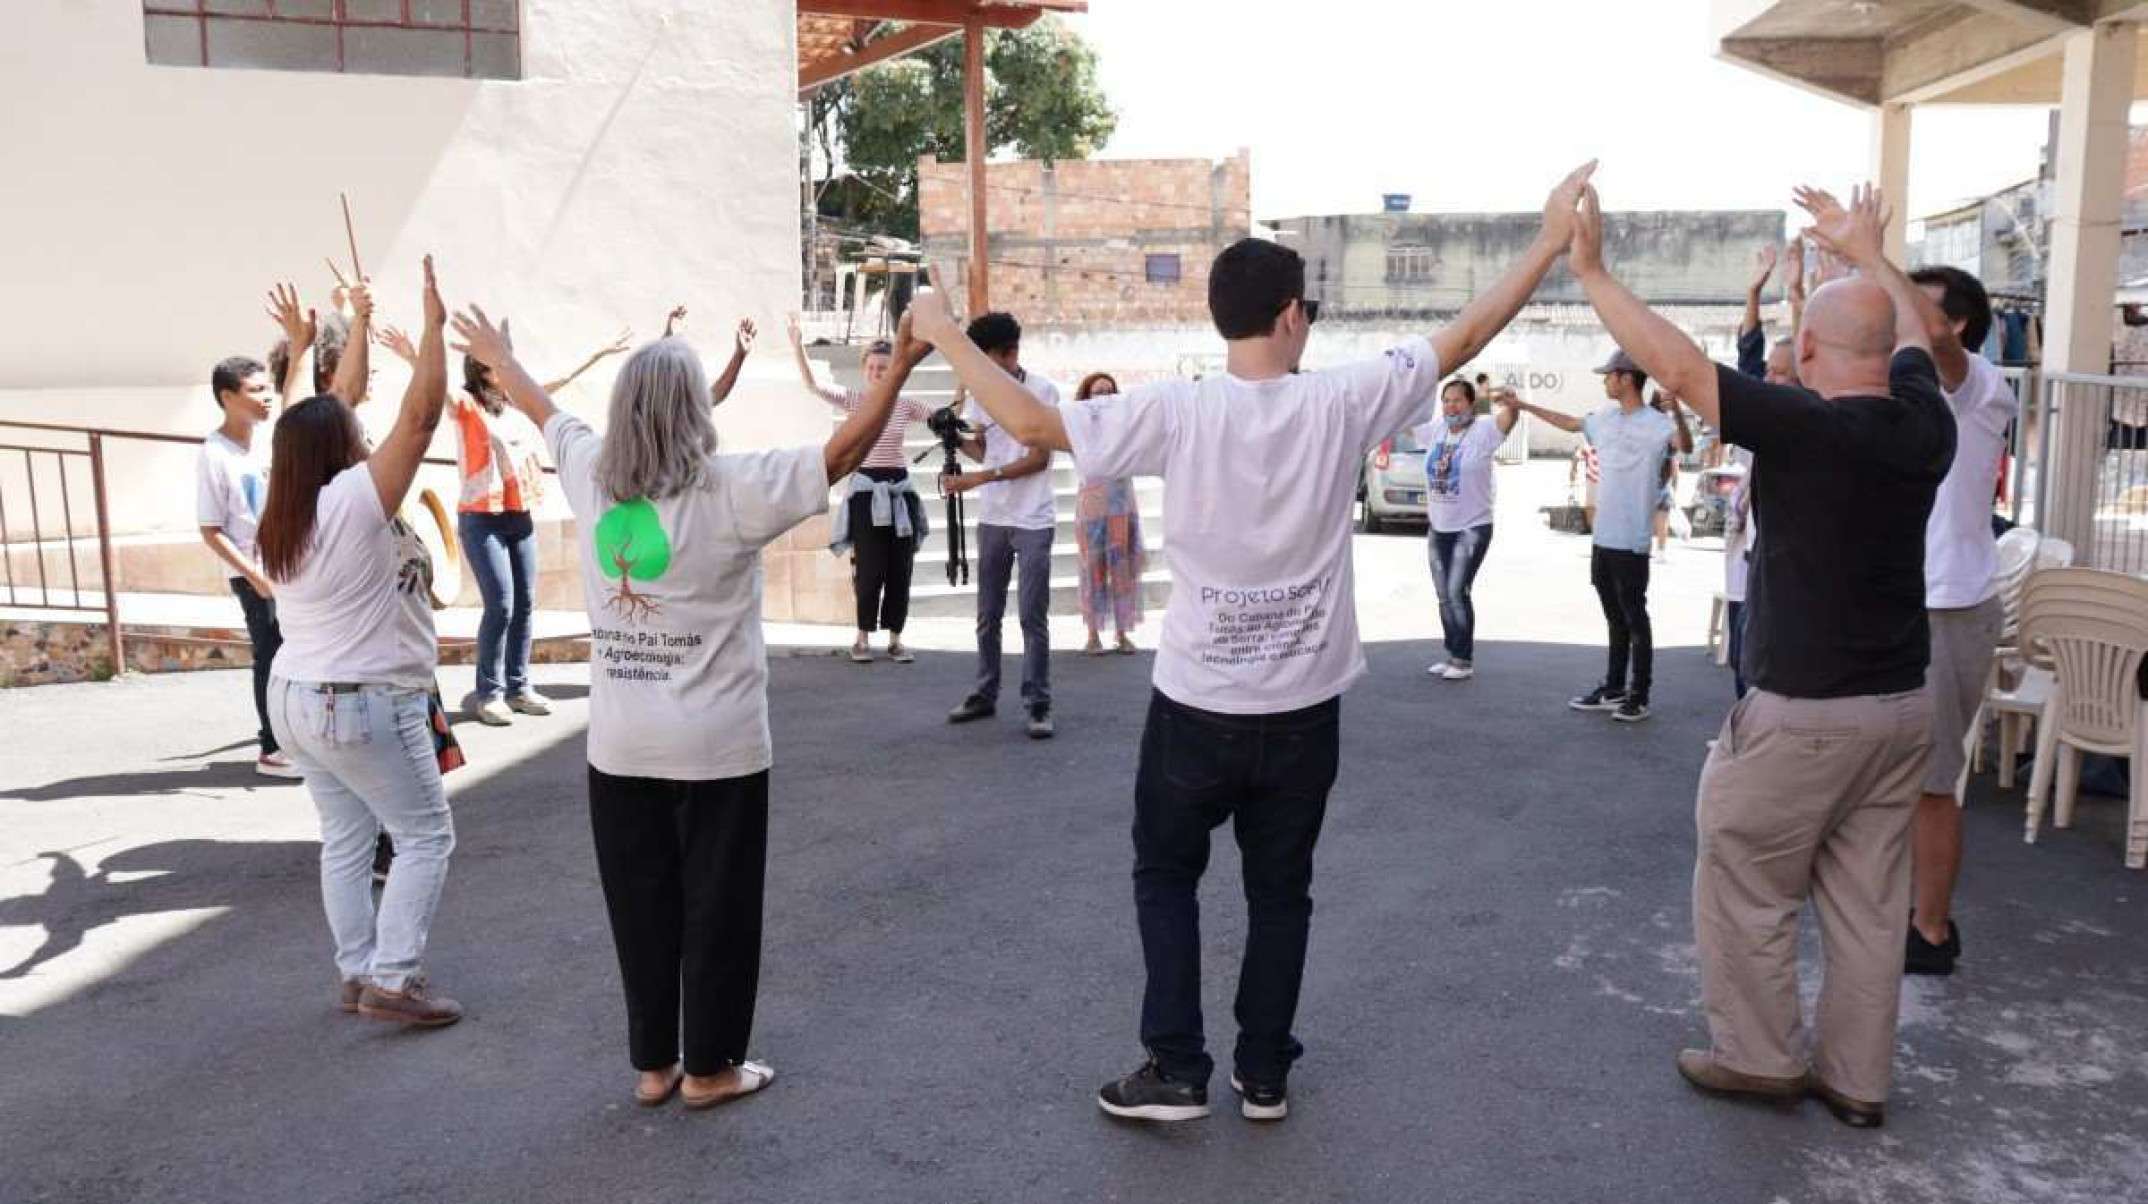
4,480,2146,1203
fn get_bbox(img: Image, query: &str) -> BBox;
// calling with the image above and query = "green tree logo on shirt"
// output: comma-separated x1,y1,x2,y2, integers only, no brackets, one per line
593,498,670,623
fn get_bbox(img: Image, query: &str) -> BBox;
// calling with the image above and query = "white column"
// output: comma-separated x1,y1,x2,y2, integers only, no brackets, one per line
1870,102,1913,263
2042,21,2137,546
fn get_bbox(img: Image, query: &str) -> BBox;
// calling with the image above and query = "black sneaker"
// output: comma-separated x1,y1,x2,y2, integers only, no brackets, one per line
1905,919,1960,976
1096,1060,1210,1123
1026,704,1055,740
947,694,996,724
1611,698,1652,723
1229,1074,1288,1121
1568,685,1628,712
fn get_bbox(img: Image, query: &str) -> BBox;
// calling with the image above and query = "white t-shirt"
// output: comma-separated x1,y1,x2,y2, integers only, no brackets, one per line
545,412,828,781
1062,338,1445,715
1413,416,1505,533
1926,354,2018,609
196,429,269,564
270,465,438,688
965,373,1062,530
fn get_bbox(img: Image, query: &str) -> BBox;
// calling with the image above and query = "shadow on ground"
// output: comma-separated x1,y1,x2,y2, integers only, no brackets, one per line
2,642,2144,1204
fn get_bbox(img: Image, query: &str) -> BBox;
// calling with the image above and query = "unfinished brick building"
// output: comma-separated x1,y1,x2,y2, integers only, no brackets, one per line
919,149,1251,326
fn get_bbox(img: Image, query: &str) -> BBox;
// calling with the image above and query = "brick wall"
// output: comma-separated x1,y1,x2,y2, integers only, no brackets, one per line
919,150,1252,326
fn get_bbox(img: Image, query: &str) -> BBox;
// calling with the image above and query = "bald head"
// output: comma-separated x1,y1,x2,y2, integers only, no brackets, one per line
1805,278,1896,358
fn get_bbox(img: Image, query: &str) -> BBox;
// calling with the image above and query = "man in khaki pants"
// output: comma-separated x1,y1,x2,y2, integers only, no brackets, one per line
1565,179,1954,1130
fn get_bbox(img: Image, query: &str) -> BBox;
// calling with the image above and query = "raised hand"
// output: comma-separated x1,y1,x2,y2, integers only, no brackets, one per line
266,282,316,350
449,303,511,369
907,271,959,345
420,255,445,329
893,308,928,365
1568,183,1606,277
664,305,688,338
347,278,375,325
785,311,805,349
1749,243,1778,293
1538,160,1599,250
375,324,418,365
1794,183,1890,268
1784,234,1807,298
603,327,633,358
735,318,758,355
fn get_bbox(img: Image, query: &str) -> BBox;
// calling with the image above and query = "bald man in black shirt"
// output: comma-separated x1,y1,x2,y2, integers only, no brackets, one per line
1566,179,1953,1131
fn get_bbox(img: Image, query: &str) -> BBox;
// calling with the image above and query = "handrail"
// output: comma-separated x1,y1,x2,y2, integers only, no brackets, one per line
0,416,554,474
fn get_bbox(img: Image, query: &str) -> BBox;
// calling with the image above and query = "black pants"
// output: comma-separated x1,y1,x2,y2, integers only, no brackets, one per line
1590,546,1653,702
231,577,282,755
588,766,769,1076
1133,690,1340,1088
1726,599,1748,699
849,468,918,634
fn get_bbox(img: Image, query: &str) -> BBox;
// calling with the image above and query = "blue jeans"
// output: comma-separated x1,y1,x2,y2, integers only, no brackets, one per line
1427,524,1493,662
459,510,537,701
974,523,1053,709
269,679,455,990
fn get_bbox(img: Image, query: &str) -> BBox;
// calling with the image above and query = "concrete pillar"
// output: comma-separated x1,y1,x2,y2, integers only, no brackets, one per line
1869,103,1912,263
2041,21,2136,547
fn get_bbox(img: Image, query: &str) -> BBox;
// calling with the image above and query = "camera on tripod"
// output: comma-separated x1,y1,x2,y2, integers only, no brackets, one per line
915,403,978,586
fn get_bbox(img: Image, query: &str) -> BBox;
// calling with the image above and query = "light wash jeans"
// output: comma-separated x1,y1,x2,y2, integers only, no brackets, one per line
269,678,455,991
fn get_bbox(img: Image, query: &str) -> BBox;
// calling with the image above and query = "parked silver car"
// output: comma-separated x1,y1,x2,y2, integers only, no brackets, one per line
1358,426,1428,533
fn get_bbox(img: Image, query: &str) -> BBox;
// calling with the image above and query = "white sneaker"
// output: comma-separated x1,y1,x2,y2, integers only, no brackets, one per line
1426,661,1451,676
256,751,303,779
470,697,513,726
507,690,552,716
1441,662,1476,681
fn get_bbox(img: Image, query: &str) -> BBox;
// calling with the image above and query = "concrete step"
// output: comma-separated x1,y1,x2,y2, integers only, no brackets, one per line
911,538,1163,585
908,506,1167,558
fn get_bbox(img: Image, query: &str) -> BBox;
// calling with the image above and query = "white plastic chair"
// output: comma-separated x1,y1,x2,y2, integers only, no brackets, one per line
1959,531,2075,796
2019,568,2148,869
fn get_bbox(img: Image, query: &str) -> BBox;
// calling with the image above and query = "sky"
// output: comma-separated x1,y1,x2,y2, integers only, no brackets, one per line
1062,0,2062,228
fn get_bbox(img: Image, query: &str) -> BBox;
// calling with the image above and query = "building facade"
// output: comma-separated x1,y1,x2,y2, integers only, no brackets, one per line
0,0,858,621
918,150,1252,326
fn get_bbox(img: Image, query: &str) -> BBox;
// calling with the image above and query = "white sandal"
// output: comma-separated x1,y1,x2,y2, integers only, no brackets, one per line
682,1060,776,1110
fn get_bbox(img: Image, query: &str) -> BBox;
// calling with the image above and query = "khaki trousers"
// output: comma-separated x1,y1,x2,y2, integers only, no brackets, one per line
1693,686,1933,1104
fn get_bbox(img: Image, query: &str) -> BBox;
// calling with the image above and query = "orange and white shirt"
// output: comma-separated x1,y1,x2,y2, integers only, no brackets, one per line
453,395,546,515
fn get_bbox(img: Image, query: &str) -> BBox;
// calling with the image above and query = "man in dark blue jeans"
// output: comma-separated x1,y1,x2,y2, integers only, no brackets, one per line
912,162,1598,1123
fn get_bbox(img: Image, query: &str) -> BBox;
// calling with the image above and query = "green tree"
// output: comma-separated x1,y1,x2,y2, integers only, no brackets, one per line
812,17,1116,240
594,498,670,622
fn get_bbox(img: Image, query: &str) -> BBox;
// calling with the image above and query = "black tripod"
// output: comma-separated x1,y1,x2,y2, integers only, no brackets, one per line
915,437,970,587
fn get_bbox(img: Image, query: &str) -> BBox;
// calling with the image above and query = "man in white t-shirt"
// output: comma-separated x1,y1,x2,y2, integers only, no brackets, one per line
943,312,1063,739
1904,266,2018,978
911,162,1596,1125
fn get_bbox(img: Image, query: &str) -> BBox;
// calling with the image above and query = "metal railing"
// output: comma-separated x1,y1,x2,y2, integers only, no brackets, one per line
0,417,553,678
2032,373,2148,576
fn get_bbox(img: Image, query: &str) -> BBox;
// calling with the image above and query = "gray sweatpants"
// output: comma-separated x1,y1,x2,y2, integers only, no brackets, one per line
975,523,1053,709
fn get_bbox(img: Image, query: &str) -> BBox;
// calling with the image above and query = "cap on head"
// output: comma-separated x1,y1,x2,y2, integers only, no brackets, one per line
1594,348,1641,376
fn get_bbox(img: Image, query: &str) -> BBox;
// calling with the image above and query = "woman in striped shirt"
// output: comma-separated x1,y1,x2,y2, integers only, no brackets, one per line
788,316,934,663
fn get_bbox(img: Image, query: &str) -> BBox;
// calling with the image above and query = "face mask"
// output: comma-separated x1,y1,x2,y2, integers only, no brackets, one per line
1446,412,1472,431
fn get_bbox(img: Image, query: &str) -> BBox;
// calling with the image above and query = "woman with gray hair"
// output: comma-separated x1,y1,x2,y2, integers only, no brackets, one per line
451,305,930,1110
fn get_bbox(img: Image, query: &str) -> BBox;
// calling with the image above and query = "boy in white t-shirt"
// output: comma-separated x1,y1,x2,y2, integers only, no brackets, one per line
911,163,1598,1125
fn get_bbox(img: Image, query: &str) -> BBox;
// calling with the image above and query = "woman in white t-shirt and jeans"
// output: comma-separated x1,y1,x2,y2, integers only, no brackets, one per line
257,257,461,1029
449,304,928,1111
1420,379,1518,680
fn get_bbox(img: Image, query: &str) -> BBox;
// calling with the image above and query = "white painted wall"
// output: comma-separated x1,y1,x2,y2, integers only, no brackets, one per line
0,0,809,536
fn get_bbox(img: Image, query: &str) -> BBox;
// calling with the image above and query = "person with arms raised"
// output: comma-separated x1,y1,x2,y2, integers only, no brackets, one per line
450,303,929,1111
909,162,1597,1125
1567,177,1953,1129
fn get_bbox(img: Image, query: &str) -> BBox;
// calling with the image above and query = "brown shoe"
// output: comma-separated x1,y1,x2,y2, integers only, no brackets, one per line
337,979,364,1014
1806,1076,1885,1128
1675,1050,1803,1101
356,976,463,1028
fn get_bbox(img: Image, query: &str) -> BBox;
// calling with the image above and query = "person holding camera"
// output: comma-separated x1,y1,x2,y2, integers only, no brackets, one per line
787,316,934,663
909,162,1598,1125
943,313,1062,739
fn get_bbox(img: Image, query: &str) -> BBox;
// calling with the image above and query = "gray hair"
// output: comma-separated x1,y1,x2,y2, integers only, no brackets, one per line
596,338,719,503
